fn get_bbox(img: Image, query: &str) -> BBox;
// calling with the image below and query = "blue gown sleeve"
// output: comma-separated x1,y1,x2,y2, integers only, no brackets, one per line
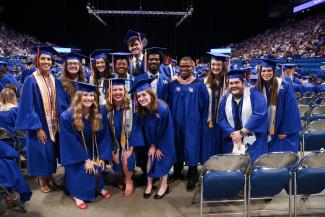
97,108,113,161
199,82,209,122
217,94,235,137
129,114,146,147
157,104,175,151
244,89,268,133
59,110,89,166
15,77,42,131
278,82,302,134
0,140,19,159
56,79,71,116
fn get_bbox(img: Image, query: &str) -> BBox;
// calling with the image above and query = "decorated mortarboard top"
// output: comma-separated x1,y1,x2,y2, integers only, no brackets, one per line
128,78,154,94
123,30,148,47
206,52,229,62
30,45,60,57
259,59,277,68
226,69,245,79
63,52,87,61
71,80,98,93
90,49,112,60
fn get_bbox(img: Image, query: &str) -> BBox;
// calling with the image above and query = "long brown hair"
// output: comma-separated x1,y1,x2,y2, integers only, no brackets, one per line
257,68,278,106
106,87,131,112
61,61,86,97
92,58,113,86
71,91,101,132
206,61,227,89
136,89,158,116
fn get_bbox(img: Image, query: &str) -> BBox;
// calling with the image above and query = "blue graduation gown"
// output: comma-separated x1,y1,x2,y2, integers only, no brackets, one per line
56,79,72,116
134,72,170,102
201,82,224,164
15,75,58,176
168,79,209,166
218,89,268,162
315,84,325,93
0,73,20,94
134,101,176,178
267,80,301,152
0,140,32,203
0,107,26,150
106,108,136,172
60,108,112,201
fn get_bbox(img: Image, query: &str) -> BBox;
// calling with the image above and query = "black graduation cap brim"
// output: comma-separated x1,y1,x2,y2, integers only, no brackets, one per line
70,80,98,93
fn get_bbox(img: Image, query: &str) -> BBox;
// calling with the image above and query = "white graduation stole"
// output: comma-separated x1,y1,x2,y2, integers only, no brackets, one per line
263,77,282,142
225,87,256,148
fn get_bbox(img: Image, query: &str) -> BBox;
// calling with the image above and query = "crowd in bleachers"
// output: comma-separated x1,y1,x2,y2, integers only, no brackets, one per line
230,13,325,59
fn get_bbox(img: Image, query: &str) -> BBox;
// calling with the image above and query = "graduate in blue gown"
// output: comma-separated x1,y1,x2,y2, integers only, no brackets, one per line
168,56,209,192
256,59,301,153
201,52,229,164
105,78,136,197
0,140,32,204
123,30,148,77
0,61,20,94
129,78,176,199
110,52,135,91
15,45,60,193
0,87,26,153
218,70,268,162
134,47,170,103
56,52,87,115
59,82,113,209
89,49,114,106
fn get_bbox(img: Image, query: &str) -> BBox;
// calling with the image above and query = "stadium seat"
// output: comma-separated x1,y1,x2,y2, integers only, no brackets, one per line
195,154,250,217
308,105,325,123
291,151,325,217
303,120,325,151
247,152,299,217
298,105,310,120
298,97,314,106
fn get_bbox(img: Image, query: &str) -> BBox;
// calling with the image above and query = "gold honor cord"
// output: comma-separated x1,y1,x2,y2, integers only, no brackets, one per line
81,131,101,166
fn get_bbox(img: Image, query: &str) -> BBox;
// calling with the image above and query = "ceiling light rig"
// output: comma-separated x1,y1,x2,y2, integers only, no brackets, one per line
86,2,193,28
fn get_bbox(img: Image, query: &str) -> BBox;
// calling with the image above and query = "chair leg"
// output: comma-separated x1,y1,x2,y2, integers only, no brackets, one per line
0,184,27,213
200,178,203,217
289,176,292,217
247,176,251,217
293,172,297,217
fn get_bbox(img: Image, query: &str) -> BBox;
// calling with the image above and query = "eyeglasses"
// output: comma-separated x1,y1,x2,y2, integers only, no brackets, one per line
67,62,79,66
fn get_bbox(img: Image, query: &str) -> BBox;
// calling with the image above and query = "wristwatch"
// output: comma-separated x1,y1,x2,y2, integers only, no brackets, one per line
239,130,245,137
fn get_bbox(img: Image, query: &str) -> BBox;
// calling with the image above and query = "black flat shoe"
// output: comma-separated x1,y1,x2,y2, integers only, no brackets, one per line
154,186,170,199
186,180,196,192
143,186,152,199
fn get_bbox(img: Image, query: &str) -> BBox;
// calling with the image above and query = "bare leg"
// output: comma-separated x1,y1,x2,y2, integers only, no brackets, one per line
157,175,168,195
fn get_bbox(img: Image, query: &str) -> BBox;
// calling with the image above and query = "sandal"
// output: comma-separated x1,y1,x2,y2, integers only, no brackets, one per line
100,189,111,199
74,198,87,209
124,180,134,197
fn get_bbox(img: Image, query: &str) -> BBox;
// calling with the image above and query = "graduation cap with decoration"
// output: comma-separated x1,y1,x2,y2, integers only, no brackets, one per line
206,52,229,62
123,30,148,47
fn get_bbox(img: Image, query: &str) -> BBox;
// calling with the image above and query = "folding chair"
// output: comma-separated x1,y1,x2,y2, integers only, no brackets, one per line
247,152,299,217
298,105,310,121
292,151,325,217
193,154,250,217
303,120,325,152
298,97,313,106
303,92,315,98
0,183,27,213
308,105,325,123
